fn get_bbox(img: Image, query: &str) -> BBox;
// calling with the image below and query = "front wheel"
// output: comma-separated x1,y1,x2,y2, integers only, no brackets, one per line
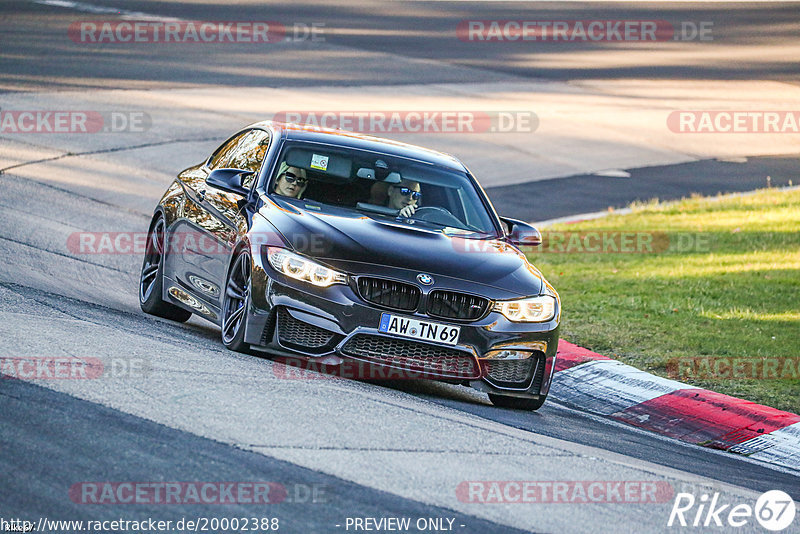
139,214,192,322
488,393,547,411
221,248,252,353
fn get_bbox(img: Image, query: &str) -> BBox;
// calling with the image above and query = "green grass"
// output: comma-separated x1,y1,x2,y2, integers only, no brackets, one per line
528,188,800,413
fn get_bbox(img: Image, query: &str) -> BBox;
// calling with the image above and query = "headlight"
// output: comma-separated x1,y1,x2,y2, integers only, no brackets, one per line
493,295,556,322
266,247,347,287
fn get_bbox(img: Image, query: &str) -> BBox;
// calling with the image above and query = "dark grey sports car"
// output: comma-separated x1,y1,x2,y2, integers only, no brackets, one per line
140,121,560,410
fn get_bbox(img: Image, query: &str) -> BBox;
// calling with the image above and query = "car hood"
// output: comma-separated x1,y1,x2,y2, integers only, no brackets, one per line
257,200,544,296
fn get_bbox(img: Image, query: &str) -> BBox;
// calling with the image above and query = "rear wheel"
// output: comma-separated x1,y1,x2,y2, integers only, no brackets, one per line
139,215,192,322
488,393,547,411
221,249,252,353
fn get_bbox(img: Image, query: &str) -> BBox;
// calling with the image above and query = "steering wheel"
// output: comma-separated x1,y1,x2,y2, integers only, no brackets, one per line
411,206,462,226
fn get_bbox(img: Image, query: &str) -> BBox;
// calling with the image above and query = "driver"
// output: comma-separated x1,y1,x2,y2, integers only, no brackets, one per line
273,162,308,199
386,180,421,218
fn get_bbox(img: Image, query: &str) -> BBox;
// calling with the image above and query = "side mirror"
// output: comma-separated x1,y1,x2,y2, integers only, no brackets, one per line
500,217,542,247
206,168,253,197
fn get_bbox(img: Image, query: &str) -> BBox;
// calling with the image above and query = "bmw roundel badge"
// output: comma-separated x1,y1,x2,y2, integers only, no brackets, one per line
417,273,434,285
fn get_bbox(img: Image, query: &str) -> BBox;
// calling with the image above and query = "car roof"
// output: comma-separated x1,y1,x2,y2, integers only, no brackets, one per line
248,120,468,173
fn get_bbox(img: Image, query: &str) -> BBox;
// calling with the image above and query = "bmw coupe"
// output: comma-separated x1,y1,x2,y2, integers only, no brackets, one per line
139,122,560,410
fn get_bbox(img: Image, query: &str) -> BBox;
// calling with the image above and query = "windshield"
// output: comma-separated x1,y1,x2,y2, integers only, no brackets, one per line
266,140,500,238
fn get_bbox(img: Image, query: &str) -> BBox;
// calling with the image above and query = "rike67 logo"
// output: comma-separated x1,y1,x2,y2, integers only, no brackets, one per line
668,490,796,531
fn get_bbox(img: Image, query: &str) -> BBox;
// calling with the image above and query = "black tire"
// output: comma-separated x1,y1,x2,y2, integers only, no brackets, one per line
488,393,547,411
221,248,252,353
139,214,192,322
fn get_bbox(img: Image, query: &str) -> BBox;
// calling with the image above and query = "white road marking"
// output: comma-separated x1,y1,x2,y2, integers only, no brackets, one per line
748,422,800,470
551,359,698,416
33,0,181,21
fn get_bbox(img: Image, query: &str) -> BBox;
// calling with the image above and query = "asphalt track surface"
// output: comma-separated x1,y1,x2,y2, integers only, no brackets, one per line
489,154,800,223
1,1,800,533
2,377,527,534
2,0,800,91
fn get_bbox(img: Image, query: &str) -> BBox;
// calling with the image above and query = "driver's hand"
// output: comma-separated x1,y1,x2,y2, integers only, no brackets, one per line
399,205,417,218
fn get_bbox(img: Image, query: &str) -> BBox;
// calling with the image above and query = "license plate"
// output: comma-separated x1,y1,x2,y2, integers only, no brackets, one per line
378,313,460,346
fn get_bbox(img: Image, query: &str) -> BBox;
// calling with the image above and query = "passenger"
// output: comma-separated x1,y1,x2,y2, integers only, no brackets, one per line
369,181,389,204
386,180,421,218
273,162,308,198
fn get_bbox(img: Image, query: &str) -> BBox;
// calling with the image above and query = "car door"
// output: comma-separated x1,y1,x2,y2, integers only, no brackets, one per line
173,129,271,316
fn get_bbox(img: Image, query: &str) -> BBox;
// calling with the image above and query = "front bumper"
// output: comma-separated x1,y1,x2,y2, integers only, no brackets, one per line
243,254,559,399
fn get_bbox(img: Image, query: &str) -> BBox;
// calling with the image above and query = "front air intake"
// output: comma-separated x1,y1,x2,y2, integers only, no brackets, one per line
356,277,420,312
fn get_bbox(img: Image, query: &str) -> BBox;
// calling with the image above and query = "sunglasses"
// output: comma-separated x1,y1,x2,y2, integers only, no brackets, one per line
395,187,422,200
282,171,307,185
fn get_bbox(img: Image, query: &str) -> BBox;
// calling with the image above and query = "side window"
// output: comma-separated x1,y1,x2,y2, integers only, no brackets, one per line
207,130,270,190
227,130,271,185
208,132,248,170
